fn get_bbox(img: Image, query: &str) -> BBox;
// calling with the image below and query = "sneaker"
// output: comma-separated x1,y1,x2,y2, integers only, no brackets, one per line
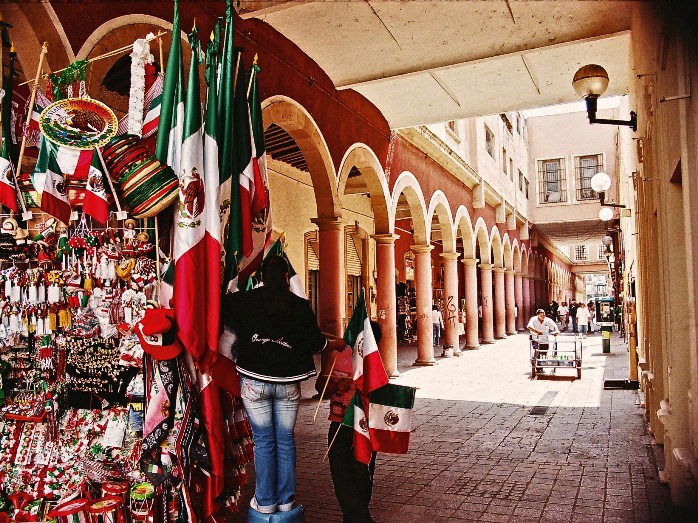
250,497,276,514
278,501,296,513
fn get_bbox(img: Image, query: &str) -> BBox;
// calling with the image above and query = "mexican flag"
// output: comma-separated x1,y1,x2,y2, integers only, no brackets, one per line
155,0,184,177
54,145,93,181
367,383,416,455
24,88,50,148
344,289,389,394
82,150,110,224
242,236,305,298
0,141,19,212
36,138,71,225
341,391,373,465
141,70,164,138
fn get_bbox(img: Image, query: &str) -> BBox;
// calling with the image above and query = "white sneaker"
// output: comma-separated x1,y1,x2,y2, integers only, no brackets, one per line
250,497,276,514
278,501,297,513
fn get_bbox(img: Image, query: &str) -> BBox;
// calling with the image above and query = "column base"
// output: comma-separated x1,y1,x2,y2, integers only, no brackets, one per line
453,348,462,356
506,330,517,336
413,358,436,366
481,338,495,344
495,335,507,340
464,344,481,350
388,370,401,378
517,328,527,333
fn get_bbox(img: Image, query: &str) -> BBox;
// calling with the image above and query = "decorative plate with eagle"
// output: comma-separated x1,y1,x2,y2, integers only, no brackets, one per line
39,97,118,150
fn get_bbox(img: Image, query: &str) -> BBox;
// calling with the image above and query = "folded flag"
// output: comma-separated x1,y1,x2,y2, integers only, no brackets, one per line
367,383,416,455
0,140,19,212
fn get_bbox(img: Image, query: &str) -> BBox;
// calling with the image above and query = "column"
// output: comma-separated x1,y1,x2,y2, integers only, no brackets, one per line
462,258,480,349
310,217,343,381
522,275,531,330
413,245,436,365
440,252,460,354
372,233,400,377
514,272,524,331
505,269,516,335
493,266,506,339
480,263,495,343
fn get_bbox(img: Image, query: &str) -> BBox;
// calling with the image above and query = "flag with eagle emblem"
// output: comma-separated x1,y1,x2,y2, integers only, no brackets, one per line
83,151,110,224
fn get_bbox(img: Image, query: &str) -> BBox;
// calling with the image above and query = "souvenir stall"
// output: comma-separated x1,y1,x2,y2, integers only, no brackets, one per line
0,26,252,523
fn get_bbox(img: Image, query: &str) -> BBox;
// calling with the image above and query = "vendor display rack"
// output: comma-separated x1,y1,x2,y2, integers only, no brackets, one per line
529,338,582,379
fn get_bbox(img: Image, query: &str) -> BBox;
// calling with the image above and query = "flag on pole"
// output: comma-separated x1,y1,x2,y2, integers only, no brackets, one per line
0,140,19,212
23,88,50,148
36,138,71,225
83,150,110,224
54,145,93,180
367,383,416,455
341,391,373,465
242,236,306,298
155,0,184,176
343,289,389,394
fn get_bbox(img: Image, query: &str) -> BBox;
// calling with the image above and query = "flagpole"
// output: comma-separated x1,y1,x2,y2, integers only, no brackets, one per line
313,351,339,421
95,147,127,220
246,54,258,98
323,423,342,462
15,42,49,221
18,31,169,87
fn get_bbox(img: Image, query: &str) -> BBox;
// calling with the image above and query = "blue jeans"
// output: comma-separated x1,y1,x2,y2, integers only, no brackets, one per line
580,324,588,334
240,375,301,513
433,324,441,346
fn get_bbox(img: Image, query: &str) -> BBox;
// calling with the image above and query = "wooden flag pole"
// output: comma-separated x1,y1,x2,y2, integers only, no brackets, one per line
14,42,48,221
313,351,339,422
323,423,343,462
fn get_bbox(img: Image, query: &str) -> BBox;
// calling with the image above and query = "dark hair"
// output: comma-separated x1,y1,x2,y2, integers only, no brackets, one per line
261,255,290,290
260,255,292,319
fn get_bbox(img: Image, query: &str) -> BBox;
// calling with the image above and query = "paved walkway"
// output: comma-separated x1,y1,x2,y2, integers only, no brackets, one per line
231,331,695,522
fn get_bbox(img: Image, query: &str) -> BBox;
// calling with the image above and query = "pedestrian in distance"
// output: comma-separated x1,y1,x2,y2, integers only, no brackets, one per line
569,301,579,334
528,308,560,373
576,302,591,338
432,304,444,348
221,255,346,517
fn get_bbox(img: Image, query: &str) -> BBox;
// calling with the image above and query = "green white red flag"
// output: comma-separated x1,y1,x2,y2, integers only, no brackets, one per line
83,151,110,224
341,391,373,465
23,88,50,148
0,140,19,212
367,383,416,455
343,288,389,394
155,0,184,176
35,138,72,225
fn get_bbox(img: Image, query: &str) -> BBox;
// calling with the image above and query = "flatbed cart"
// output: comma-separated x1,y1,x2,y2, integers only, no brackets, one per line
530,337,582,379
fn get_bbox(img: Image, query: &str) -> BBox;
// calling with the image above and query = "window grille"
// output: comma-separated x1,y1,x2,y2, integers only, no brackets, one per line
597,244,605,260
575,245,588,261
537,158,567,203
485,125,495,158
575,154,603,200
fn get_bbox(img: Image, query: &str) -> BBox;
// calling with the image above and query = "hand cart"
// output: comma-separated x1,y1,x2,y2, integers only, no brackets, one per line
530,337,582,379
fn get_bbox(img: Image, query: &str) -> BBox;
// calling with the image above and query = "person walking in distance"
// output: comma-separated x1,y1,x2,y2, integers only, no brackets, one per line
432,304,444,348
527,308,560,372
576,302,591,338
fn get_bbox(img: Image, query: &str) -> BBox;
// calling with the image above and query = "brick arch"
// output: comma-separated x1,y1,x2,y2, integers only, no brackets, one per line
427,191,455,253
391,172,428,245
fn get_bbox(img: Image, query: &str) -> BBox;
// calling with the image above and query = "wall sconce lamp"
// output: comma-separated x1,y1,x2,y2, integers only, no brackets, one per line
591,172,625,222
573,64,637,132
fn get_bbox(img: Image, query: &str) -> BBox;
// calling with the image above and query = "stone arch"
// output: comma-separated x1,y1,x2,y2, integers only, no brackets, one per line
427,191,456,253
512,240,522,273
502,233,513,271
521,247,530,276
391,172,428,245
453,206,475,259
473,217,491,264
262,96,340,219
490,227,503,269
337,143,391,234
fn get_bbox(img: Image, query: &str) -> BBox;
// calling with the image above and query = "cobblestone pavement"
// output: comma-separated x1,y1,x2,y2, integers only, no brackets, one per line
231,332,694,522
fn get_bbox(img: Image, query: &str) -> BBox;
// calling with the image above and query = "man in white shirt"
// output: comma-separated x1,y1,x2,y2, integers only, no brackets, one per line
527,308,560,359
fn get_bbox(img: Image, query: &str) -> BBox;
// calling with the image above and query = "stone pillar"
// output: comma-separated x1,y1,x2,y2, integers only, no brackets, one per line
522,276,531,330
413,245,436,365
372,233,400,377
515,272,524,331
530,277,537,313
480,263,495,343
440,252,460,354
493,267,506,339
311,217,343,381
462,258,480,349
505,269,516,335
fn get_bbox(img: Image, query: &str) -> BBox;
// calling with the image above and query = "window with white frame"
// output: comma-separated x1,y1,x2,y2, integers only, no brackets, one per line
537,158,567,203
519,170,524,191
485,125,495,158
502,148,507,176
575,154,603,200
575,245,588,261
598,244,606,260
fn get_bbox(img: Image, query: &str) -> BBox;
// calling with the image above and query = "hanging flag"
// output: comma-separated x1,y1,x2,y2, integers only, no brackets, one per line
54,145,93,180
367,383,416,455
2,43,19,164
155,0,184,176
0,140,19,212
37,139,71,225
83,150,110,224
243,236,305,298
341,391,373,465
23,88,50,148
343,289,389,394
141,70,164,138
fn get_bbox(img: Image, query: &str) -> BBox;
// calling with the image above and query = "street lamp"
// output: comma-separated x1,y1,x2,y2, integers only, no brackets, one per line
599,207,614,221
572,64,637,132
591,171,625,209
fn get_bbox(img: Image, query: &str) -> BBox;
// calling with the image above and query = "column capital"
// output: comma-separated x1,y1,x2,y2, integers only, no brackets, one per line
371,233,400,244
493,266,505,273
504,269,515,275
515,272,524,278
310,217,343,231
411,244,434,255
439,251,461,261
479,263,493,270
461,258,478,266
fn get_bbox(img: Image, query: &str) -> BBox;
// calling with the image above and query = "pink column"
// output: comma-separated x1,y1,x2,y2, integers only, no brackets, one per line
514,272,524,331
311,217,344,381
505,269,516,335
462,258,479,349
440,252,460,354
530,277,537,315
522,276,531,329
413,245,436,366
372,233,399,377
493,267,506,339
480,263,495,344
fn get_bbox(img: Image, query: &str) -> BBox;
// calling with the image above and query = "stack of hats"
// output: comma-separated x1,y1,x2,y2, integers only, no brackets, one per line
102,134,179,219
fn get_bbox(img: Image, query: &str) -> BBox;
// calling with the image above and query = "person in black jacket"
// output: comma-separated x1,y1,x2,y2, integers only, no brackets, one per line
222,255,345,515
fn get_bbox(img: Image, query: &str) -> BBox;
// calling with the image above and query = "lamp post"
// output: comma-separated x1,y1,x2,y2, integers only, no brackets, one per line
573,64,637,132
